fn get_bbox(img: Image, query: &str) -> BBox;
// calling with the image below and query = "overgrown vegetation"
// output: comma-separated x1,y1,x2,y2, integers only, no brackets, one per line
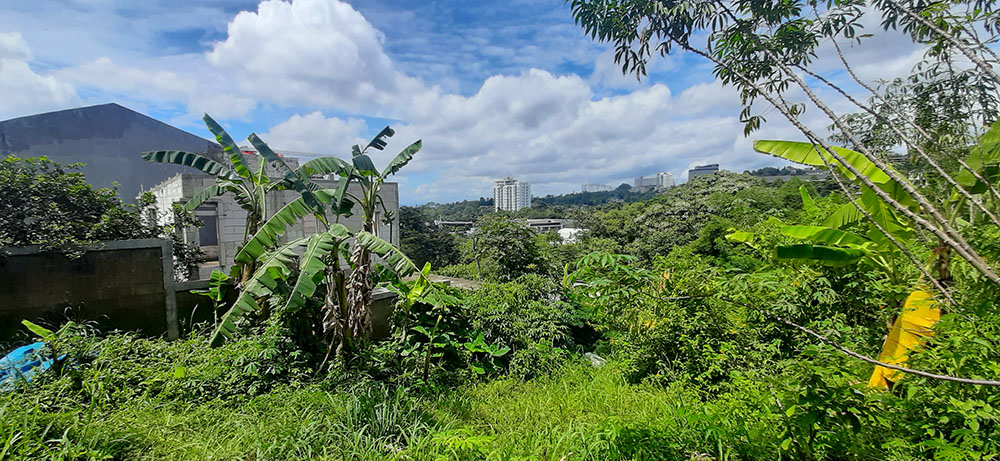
0,154,202,280
4,0,1000,458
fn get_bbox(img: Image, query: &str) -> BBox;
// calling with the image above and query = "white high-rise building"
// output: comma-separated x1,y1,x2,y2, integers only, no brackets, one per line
634,172,675,188
656,172,675,187
494,177,532,212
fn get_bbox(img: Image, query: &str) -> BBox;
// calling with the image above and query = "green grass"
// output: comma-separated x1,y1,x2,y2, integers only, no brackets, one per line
1,353,788,460
433,362,783,460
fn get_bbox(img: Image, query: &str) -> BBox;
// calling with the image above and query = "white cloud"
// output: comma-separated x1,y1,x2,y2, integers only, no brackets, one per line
262,111,367,154
56,55,256,122
0,32,78,120
0,0,959,203
265,68,787,202
206,0,433,115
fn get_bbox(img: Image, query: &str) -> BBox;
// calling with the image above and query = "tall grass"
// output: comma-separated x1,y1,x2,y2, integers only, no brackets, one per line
2,334,791,461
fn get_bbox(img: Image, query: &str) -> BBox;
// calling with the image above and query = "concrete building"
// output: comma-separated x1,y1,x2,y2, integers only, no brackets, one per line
494,177,531,212
634,172,674,188
657,172,675,187
581,184,613,192
0,103,221,201
758,167,831,183
147,154,399,279
688,164,720,180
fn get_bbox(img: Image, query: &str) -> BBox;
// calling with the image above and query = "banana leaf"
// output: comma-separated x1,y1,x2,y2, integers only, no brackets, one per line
284,225,350,312
775,244,866,266
869,289,940,388
380,140,421,179
141,150,237,180
781,225,870,247
210,238,307,346
203,114,252,180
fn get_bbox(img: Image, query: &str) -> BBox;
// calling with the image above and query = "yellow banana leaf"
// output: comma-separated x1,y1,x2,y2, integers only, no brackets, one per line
868,289,940,388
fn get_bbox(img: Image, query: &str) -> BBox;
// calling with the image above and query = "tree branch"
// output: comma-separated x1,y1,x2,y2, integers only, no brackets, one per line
827,36,1000,206
794,63,1000,228
715,296,1000,386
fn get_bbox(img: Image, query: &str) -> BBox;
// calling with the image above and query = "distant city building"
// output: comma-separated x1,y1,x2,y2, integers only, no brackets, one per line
634,172,675,188
688,164,719,180
656,172,675,187
581,184,613,192
494,177,532,212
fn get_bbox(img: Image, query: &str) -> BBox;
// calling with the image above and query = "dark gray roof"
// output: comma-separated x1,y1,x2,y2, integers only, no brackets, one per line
0,103,221,201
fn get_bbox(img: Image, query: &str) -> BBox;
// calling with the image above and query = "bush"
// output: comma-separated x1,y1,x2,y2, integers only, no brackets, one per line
465,274,588,378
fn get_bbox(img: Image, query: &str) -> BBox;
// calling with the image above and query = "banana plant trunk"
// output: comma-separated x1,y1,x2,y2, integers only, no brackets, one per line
346,223,375,341
320,267,351,369
934,238,953,287
242,211,265,316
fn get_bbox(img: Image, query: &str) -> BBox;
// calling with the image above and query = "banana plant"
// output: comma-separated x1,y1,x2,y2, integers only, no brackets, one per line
753,124,1000,287
142,114,290,281
745,135,1000,385
208,126,424,362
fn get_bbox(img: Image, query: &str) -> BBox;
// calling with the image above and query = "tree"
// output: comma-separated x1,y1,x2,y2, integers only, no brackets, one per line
142,114,290,282
468,214,548,281
571,0,1000,287
209,126,424,365
0,155,201,279
399,206,460,269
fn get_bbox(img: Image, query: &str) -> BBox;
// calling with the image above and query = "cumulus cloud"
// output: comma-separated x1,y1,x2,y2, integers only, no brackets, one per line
206,0,433,115
266,67,805,202
0,0,951,203
0,32,78,120
56,55,256,122
262,111,367,155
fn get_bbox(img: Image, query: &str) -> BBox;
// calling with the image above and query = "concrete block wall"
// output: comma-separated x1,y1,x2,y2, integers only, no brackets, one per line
0,239,178,340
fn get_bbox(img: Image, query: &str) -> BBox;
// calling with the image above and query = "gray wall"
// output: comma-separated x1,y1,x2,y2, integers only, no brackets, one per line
0,239,178,340
0,103,219,202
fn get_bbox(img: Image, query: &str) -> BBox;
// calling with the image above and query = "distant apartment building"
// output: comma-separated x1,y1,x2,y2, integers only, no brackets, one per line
688,164,719,180
581,184,613,193
494,177,532,212
634,172,674,188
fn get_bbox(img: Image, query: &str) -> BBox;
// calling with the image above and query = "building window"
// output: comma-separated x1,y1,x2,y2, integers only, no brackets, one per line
194,204,219,246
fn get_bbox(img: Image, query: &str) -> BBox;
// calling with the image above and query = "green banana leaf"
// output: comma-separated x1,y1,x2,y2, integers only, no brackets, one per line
356,232,417,277
183,184,225,212
725,229,757,248
247,133,321,211
236,187,349,264
754,140,919,209
775,244,866,266
957,119,1000,191
380,140,422,179
858,185,913,245
203,114,252,180
141,150,237,180
352,154,379,176
753,140,890,183
210,238,307,346
297,157,352,178
799,185,817,213
284,225,351,312
781,225,871,247
822,202,865,229
365,126,395,152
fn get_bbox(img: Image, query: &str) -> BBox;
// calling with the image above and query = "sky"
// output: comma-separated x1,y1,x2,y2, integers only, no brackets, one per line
0,0,928,204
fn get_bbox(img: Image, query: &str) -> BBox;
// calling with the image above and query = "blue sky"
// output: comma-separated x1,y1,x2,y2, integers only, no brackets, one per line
0,0,925,204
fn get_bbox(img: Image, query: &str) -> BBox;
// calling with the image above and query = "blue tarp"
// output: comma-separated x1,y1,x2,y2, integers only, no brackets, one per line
0,342,56,391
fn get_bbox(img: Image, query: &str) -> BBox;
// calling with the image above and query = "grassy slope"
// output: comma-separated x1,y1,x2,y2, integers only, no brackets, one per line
1,357,786,460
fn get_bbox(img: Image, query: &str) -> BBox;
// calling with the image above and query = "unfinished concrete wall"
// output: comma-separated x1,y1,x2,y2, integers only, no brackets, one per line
0,239,178,340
